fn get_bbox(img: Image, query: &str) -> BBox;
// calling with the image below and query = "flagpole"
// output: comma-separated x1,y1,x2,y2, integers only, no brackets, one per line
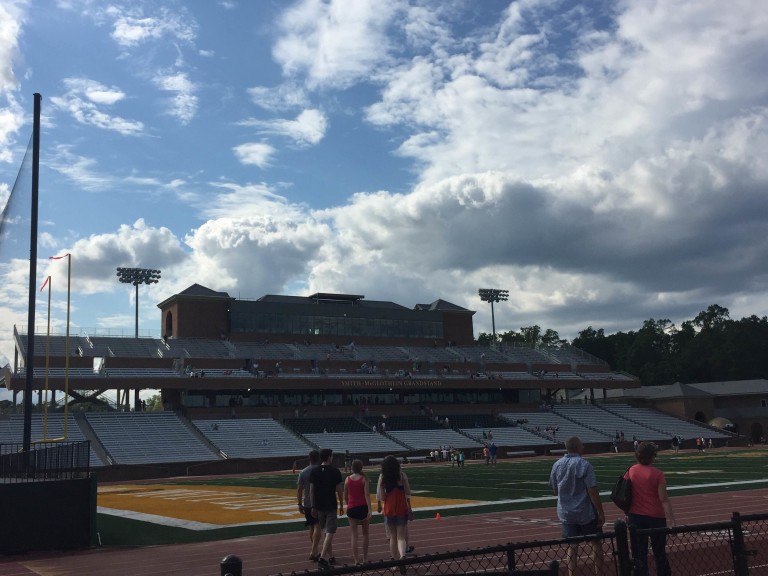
64,253,71,438
43,275,51,440
50,253,72,438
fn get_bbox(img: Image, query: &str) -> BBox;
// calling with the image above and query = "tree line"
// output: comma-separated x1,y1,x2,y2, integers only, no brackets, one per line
477,304,768,386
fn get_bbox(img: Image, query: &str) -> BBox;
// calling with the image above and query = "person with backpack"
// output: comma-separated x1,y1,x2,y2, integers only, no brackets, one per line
549,436,605,576
625,442,675,576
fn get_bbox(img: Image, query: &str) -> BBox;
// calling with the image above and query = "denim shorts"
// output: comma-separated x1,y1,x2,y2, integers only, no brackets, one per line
562,518,602,539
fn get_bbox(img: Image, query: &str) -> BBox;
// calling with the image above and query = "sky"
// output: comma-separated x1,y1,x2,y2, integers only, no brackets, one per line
1,0,767,384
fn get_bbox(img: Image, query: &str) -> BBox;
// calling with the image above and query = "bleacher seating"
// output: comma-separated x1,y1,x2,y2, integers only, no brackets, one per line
284,417,370,435
15,367,103,378
228,342,295,360
163,338,232,358
552,404,666,441
500,411,610,443
105,367,180,378
194,418,311,457
460,425,553,448
364,415,442,431
85,412,220,465
353,345,408,362
580,372,635,381
305,431,405,454
387,429,482,450
18,334,88,357
87,336,162,358
0,413,105,466
602,404,731,439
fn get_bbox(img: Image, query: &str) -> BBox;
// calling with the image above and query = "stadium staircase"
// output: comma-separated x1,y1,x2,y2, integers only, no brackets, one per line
74,411,114,465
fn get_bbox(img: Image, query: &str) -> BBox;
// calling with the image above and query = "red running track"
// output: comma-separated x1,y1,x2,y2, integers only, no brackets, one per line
1,487,767,576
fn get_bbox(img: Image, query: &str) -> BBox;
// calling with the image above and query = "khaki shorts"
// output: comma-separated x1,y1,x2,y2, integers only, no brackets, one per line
317,510,338,533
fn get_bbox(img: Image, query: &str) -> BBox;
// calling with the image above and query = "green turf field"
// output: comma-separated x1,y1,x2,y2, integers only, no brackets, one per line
97,448,768,546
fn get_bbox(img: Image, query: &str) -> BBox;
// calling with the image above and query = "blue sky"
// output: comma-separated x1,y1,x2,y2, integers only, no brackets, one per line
1,0,768,378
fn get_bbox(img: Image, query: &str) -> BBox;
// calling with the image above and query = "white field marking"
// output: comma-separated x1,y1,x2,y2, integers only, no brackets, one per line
97,478,768,530
480,516,560,527
666,470,725,475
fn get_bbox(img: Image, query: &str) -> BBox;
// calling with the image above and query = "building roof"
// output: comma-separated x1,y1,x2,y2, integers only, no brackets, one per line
689,379,768,396
178,284,231,298
156,284,231,308
649,382,713,399
415,299,473,313
603,379,768,400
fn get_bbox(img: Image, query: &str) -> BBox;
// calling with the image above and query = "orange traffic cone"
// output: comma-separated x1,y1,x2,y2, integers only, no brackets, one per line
435,512,441,520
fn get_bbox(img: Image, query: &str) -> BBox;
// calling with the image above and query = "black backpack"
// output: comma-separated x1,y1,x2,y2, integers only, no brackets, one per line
610,467,633,513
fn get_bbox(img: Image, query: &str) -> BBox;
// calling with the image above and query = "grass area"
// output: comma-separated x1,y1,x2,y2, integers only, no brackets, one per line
97,448,768,546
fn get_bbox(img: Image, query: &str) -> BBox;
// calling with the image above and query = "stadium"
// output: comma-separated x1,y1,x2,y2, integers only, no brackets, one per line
3,284,768,575
1,283,744,475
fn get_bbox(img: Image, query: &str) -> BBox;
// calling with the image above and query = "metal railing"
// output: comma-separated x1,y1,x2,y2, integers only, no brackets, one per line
276,512,768,576
0,440,91,483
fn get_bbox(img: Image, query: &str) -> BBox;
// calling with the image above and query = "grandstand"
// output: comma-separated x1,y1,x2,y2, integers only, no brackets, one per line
2,283,751,479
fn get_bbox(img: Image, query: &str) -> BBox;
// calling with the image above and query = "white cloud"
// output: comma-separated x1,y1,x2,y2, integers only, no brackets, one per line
232,142,275,168
0,1,27,162
0,0,25,94
50,78,144,135
154,71,198,124
48,145,113,191
105,4,196,48
247,83,310,112
42,218,188,295
273,0,402,89
240,108,327,146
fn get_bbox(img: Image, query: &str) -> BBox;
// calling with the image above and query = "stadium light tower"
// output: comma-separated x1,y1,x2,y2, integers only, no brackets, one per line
478,288,509,344
116,267,161,338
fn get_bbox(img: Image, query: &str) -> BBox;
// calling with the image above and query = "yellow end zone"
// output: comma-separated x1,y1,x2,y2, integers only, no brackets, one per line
98,484,478,528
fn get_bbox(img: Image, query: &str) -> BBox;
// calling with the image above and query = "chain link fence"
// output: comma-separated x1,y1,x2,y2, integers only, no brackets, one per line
276,512,768,576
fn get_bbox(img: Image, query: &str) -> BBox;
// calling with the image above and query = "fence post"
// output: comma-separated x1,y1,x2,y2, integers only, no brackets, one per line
505,543,516,572
731,512,750,576
220,554,242,576
614,518,634,576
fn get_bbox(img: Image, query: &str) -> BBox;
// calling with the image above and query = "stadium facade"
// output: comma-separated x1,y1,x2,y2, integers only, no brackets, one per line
3,284,638,416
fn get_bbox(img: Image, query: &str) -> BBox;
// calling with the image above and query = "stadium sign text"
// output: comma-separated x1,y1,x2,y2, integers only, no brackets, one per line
340,379,443,388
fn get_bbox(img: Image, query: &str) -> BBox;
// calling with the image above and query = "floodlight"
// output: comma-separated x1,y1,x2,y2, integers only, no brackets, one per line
478,288,509,343
116,267,162,337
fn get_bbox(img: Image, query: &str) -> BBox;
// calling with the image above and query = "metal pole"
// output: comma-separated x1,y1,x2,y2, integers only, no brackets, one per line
64,253,71,438
490,301,496,342
135,281,139,338
22,93,42,454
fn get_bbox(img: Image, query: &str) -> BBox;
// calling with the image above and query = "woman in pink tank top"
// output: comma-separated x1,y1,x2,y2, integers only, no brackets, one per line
344,459,372,564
